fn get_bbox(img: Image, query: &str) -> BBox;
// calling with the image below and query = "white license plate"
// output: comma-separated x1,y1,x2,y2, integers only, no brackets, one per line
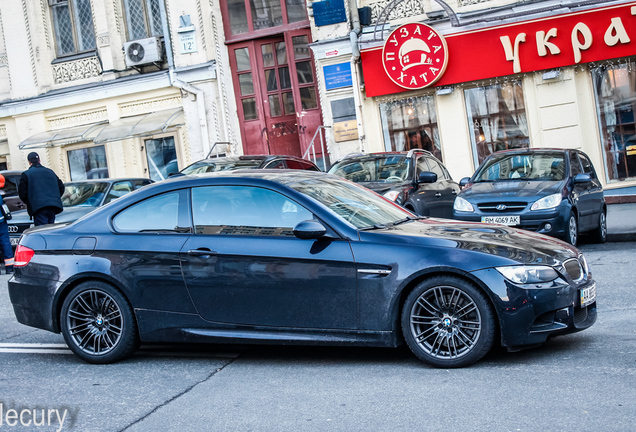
10,237,18,246
580,284,596,308
481,216,520,226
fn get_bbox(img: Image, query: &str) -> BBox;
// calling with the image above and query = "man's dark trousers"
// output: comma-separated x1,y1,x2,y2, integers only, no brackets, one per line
33,207,57,226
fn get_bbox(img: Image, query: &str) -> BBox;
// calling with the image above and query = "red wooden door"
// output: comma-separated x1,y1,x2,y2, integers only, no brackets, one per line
228,30,323,159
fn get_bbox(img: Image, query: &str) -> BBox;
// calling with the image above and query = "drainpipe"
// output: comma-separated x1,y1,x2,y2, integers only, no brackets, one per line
349,0,365,153
159,0,211,161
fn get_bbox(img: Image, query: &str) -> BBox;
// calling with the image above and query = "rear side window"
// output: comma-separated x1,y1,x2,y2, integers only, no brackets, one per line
113,190,190,233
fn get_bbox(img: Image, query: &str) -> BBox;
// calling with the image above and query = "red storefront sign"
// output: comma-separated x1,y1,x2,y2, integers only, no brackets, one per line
361,2,636,97
382,23,449,90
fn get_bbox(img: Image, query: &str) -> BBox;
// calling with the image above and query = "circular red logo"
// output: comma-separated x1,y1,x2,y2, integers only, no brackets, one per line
382,23,449,90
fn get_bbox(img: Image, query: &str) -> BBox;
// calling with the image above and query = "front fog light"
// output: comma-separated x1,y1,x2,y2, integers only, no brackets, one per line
544,223,552,232
496,265,559,284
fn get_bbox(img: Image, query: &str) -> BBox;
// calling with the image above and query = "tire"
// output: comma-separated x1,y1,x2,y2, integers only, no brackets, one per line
564,212,578,247
60,281,139,364
591,210,607,244
401,276,496,368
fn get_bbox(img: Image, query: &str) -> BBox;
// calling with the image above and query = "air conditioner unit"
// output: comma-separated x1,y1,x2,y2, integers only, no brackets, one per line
123,37,163,67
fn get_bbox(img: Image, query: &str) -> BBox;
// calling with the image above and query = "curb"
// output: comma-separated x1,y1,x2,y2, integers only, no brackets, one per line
607,232,636,242
605,195,636,204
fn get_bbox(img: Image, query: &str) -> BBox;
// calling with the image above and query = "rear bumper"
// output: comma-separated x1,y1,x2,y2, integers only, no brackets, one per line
8,273,61,333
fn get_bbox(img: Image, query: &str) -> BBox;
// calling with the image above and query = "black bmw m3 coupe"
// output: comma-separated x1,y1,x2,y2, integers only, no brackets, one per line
8,170,596,367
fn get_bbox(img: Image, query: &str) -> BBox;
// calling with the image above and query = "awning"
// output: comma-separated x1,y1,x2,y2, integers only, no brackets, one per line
93,108,184,144
19,122,108,150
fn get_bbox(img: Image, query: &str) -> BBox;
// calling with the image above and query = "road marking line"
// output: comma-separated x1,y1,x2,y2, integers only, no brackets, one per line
0,348,73,354
0,343,68,348
0,343,241,358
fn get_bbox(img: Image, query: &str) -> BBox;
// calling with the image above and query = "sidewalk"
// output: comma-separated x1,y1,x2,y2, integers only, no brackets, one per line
606,202,636,242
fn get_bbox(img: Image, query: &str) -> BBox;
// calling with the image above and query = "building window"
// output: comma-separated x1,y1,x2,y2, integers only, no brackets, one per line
145,136,178,181
123,0,163,40
592,64,636,182
67,145,109,181
225,0,307,37
379,95,443,161
51,0,96,56
465,81,529,166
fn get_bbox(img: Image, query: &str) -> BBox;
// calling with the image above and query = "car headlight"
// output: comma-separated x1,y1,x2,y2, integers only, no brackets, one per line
453,196,474,212
531,193,562,211
496,265,559,284
383,190,400,202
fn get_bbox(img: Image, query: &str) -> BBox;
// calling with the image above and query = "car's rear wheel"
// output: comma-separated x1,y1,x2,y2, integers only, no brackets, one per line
60,281,139,364
401,276,496,368
591,210,607,243
564,212,578,246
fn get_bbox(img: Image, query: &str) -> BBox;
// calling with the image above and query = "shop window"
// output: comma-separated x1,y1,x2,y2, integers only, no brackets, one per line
67,145,109,181
145,136,178,181
51,0,96,57
464,81,529,167
123,0,163,41
379,95,443,161
592,64,636,182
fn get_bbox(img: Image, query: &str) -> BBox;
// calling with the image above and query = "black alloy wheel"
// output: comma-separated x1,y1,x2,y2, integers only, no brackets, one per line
564,212,578,246
592,210,607,243
60,281,139,364
401,276,495,368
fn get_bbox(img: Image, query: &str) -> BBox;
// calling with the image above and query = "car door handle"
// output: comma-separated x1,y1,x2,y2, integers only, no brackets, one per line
452,190,458,195
187,249,217,257
435,193,442,198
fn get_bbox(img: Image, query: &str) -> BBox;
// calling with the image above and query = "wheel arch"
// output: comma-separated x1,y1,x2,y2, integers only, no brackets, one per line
392,267,502,344
51,273,133,333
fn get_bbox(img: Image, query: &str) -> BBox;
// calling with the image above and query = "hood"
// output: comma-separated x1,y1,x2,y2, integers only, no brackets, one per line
356,181,410,195
9,206,97,225
359,218,578,267
460,180,562,202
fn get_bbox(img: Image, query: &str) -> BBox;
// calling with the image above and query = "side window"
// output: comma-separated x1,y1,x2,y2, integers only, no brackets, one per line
578,153,596,178
300,161,320,171
286,160,303,170
1,176,19,196
426,158,445,180
265,160,287,169
113,190,189,233
51,0,96,57
191,186,312,236
415,156,430,176
569,153,583,176
104,181,134,204
132,179,153,189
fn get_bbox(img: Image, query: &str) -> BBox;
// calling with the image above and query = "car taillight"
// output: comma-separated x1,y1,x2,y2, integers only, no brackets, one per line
14,245,35,267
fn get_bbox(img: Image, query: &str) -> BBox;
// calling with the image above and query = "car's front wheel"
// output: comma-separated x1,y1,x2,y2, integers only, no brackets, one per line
60,281,139,364
401,276,496,368
564,212,578,246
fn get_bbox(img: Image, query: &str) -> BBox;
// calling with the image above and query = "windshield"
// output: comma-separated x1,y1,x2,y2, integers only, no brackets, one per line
329,156,411,183
181,159,263,175
62,182,109,207
286,177,411,228
474,153,566,182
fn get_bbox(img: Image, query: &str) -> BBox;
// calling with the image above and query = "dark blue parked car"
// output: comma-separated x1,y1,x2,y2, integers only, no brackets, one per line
453,148,606,246
9,170,596,368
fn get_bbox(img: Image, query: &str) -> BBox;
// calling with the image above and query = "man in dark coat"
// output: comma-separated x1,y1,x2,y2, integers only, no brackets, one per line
18,152,65,226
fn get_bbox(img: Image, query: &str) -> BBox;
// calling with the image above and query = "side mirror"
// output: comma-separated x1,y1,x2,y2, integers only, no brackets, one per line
293,220,327,240
418,171,437,184
459,177,470,187
574,173,592,184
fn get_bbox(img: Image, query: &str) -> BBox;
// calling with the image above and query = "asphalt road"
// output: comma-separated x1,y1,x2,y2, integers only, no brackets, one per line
0,241,634,432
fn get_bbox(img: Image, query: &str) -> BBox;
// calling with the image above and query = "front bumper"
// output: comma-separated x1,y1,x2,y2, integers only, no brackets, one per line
454,201,570,237
471,268,597,348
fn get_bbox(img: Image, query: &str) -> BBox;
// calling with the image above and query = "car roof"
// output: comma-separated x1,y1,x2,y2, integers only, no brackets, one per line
195,155,312,164
488,148,572,156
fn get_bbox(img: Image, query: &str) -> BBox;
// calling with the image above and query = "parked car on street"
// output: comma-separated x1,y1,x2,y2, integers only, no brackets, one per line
9,170,596,367
8,178,152,246
0,170,26,212
453,148,606,246
178,155,321,175
328,150,460,218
